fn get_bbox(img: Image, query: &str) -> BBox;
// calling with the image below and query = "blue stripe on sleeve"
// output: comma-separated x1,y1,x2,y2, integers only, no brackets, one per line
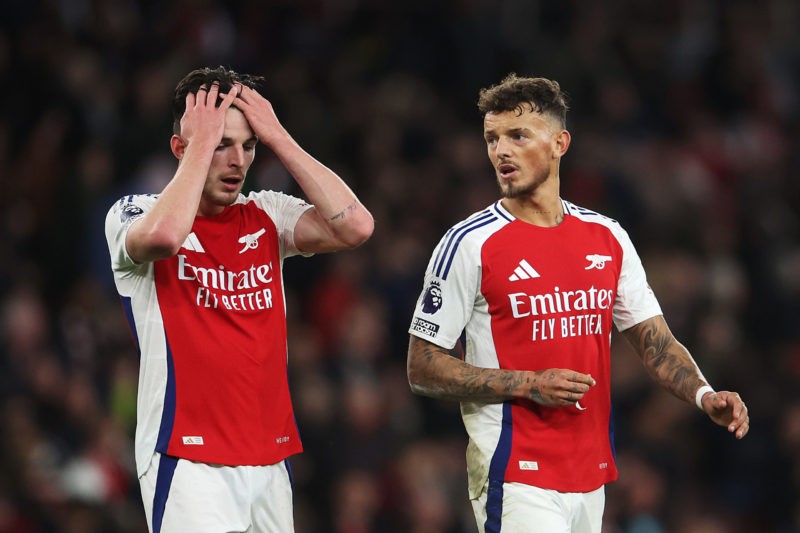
433,210,495,278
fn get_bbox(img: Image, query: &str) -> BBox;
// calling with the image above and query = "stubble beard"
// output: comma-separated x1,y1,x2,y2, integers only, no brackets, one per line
497,168,549,199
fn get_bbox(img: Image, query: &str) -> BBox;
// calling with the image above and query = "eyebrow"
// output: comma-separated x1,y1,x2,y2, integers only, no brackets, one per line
484,127,530,136
219,135,259,144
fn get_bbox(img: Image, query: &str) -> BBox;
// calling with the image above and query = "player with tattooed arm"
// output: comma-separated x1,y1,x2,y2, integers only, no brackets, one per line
406,73,748,533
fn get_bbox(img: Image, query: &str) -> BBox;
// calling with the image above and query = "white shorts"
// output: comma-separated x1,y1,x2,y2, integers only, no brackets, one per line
139,453,294,533
471,481,604,533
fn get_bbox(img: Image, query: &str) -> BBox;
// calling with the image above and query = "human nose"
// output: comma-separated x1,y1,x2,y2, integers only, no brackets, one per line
228,146,245,168
493,136,511,158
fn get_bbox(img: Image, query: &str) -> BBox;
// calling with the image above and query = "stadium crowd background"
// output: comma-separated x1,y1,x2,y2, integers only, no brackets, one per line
0,0,798,531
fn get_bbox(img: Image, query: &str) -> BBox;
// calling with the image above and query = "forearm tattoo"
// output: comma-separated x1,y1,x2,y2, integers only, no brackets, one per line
624,318,704,403
328,201,357,221
409,337,529,403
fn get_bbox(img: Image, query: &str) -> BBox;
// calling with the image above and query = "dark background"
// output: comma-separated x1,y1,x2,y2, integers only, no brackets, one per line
0,0,797,531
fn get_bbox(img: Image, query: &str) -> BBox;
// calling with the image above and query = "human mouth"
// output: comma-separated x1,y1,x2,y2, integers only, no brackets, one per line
498,163,518,180
221,175,242,191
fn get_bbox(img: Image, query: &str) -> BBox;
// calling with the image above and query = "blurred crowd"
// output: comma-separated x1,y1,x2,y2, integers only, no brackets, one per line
0,0,798,531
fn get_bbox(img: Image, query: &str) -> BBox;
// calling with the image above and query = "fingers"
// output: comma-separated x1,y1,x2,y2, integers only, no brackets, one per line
191,82,240,109
221,83,240,107
713,391,749,439
730,396,749,439
195,84,209,105
571,371,596,387
207,82,220,105
540,369,596,406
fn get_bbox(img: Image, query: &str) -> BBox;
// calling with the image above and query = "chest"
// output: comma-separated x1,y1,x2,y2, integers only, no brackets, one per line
479,219,622,316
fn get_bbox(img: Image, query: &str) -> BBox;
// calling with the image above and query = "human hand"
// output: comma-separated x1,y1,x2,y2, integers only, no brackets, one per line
700,390,749,439
232,85,287,147
179,82,240,148
524,369,596,408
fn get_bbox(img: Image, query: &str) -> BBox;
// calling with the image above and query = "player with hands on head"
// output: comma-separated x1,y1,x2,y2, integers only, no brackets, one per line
106,66,373,533
406,73,748,533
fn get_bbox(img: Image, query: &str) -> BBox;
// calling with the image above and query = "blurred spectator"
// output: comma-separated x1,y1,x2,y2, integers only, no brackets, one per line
0,0,797,531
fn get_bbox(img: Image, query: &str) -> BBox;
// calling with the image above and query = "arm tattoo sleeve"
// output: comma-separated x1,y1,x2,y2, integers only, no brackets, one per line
407,336,532,403
622,316,706,404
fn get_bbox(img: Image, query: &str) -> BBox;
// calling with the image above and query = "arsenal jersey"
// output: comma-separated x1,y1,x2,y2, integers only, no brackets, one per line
409,200,662,495
106,190,312,477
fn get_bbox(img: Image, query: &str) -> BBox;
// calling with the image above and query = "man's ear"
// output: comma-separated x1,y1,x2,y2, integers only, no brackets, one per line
170,134,186,159
554,129,571,158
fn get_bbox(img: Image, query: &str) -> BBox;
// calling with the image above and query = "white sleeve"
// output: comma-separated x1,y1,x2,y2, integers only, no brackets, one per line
612,226,662,331
408,234,480,350
245,190,314,258
105,194,158,272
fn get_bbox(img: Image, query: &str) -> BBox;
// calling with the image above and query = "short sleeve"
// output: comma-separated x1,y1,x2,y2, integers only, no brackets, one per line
612,227,662,331
408,233,480,350
243,190,314,258
105,195,158,272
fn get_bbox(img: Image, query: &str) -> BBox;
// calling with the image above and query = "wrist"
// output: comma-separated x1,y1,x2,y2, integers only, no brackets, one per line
695,385,715,410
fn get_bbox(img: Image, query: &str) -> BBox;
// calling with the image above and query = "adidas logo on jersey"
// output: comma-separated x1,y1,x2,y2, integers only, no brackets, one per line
181,232,205,253
508,259,540,281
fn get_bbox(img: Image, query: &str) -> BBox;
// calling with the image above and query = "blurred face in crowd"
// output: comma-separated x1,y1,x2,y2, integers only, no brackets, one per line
199,107,257,215
483,108,569,199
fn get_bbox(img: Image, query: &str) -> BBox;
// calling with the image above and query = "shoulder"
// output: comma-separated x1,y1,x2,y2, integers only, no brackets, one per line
237,190,311,214
562,200,641,256
432,203,512,278
562,200,621,229
442,202,513,244
106,194,159,227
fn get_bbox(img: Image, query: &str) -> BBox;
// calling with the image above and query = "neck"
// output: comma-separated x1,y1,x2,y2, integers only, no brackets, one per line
501,196,564,227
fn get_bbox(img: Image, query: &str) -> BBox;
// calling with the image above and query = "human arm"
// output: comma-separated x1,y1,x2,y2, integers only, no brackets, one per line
621,314,750,439
406,335,596,406
232,85,373,253
124,84,240,263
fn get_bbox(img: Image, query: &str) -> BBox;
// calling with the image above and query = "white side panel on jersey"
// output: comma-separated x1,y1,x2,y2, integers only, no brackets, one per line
105,195,170,478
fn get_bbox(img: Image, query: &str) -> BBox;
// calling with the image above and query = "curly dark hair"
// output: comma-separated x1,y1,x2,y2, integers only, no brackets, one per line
171,66,265,134
477,73,569,128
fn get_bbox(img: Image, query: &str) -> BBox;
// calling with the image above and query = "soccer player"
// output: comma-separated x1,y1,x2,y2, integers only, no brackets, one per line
406,73,749,532
105,67,373,532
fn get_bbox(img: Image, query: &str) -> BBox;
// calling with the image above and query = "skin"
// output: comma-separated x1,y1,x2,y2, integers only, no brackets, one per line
407,106,749,439
125,81,373,264
483,108,570,227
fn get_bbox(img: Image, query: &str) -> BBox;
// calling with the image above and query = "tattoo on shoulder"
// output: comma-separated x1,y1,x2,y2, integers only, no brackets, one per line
329,202,357,221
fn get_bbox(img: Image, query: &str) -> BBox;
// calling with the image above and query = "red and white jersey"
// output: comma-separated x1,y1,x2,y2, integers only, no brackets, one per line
106,190,313,477
409,200,662,495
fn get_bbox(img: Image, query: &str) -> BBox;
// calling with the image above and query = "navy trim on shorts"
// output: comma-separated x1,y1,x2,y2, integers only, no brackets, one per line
484,402,513,533
152,454,179,533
